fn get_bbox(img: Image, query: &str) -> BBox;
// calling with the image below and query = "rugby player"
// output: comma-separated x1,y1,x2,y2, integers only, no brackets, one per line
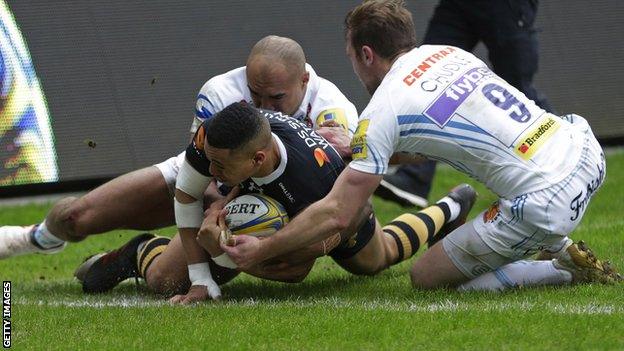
76,102,477,303
220,0,622,291
0,36,357,259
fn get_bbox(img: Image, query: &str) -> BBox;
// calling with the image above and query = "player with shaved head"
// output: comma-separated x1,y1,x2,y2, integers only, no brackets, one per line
245,36,308,117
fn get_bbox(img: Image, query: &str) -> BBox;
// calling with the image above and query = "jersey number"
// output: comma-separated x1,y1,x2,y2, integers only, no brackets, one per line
482,83,530,123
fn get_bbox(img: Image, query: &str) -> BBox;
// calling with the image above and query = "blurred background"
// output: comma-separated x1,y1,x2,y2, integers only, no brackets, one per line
1,0,622,196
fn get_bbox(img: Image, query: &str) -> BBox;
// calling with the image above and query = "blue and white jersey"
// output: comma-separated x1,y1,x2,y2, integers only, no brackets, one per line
349,45,583,198
191,64,358,137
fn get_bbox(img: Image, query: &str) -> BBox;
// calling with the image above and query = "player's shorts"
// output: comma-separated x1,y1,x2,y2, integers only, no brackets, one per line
329,213,377,260
443,114,606,278
154,151,185,197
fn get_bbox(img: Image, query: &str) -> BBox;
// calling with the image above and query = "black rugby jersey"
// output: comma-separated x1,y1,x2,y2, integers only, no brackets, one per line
185,110,345,217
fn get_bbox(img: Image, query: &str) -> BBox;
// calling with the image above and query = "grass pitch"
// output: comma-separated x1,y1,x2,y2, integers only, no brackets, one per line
2,152,624,350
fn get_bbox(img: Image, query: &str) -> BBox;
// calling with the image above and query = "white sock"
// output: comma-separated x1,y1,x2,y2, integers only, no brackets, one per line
457,260,573,292
137,241,148,257
544,236,573,256
32,221,65,249
437,196,461,221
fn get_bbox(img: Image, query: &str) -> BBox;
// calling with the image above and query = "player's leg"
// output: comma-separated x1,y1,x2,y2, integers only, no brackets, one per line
409,220,575,290
46,166,174,241
142,233,239,295
412,187,620,291
422,0,479,50
76,233,239,296
0,153,181,259
334,184,477,275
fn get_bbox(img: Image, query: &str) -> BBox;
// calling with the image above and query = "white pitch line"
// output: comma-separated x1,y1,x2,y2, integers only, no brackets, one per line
15,297,624,315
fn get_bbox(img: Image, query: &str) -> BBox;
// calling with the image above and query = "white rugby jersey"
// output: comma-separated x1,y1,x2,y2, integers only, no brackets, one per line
191,64,358,136
349,45,584,198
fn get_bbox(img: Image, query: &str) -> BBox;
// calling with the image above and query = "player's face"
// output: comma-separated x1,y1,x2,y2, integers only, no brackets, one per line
246,62,308,116
204,144,257,187
346,33,376,95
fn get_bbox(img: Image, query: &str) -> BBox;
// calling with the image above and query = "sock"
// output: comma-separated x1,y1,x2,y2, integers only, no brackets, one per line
436,196,461,222
382,204,447,263
32,221,65,249
136,236,170,278
457,260,573,292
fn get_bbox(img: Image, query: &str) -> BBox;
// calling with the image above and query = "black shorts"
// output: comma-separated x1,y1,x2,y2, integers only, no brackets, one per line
329,213,376,260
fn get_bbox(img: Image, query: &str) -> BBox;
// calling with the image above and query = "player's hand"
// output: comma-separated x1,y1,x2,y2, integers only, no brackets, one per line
207,184,240,214
196,208,224,255
197,187,239,255
169,284,220,305
315,125,352,158
220,234,263,271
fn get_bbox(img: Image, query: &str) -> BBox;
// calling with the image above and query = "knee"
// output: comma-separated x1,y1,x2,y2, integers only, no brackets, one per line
344,259,387,276
409,265,438,290
145,267,188,296
47,197,87,242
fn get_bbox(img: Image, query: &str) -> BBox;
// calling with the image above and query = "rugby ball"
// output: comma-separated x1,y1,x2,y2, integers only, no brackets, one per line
224,194,289,237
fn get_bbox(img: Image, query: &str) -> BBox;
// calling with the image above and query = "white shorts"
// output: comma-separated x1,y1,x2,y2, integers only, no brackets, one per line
444,114,606,274
154,151,186,197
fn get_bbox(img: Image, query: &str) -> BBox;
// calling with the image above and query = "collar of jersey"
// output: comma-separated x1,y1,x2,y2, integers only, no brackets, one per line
251,133,287,185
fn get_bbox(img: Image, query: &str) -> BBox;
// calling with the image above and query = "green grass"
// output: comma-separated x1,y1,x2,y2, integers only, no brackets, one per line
2,152,624,350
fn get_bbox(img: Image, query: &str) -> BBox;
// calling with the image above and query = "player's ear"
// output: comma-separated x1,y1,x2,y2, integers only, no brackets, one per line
361,45,374,65
252,151,266,166
301,71,310,86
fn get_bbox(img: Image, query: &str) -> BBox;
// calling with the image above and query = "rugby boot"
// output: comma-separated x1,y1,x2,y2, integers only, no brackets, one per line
75,233,154,293
0,225,66,259
552,240,623,284
428,183,478,247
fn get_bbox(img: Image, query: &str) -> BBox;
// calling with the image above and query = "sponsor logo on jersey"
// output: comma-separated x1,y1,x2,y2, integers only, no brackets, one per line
483,201,500,223
314,148,330,167
351,119,370,160
570,154,605,221
264,110,331,150
278,182,295,203
403,46,456,86
423,66,494,127
315,108,348,131
246,182,262,193
514,116,561,160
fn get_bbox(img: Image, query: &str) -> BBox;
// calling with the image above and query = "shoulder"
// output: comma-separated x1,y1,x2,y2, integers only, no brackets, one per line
197,66,249,107
308,67,355,111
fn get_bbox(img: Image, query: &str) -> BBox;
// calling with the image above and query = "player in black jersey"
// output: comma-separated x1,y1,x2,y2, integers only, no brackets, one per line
77,102,477,303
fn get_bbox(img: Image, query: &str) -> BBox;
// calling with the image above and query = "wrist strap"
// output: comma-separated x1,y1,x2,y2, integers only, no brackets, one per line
187,262,221,299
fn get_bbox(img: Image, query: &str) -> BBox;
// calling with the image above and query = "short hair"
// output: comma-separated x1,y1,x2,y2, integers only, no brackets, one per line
247,35,306,77
203,102,270,153
345,0,417,60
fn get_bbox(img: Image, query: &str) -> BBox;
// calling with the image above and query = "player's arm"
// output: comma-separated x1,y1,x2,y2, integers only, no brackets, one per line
221,167,381,270
170,129,222,302
244,258,316,283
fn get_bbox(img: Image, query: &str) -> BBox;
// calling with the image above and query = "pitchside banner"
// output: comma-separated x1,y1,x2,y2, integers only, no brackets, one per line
0,1,57,187
0,1,622,194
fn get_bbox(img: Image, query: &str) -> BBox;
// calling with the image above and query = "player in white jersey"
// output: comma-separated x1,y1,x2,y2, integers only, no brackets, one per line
0,36,357,267
221,1,621,290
